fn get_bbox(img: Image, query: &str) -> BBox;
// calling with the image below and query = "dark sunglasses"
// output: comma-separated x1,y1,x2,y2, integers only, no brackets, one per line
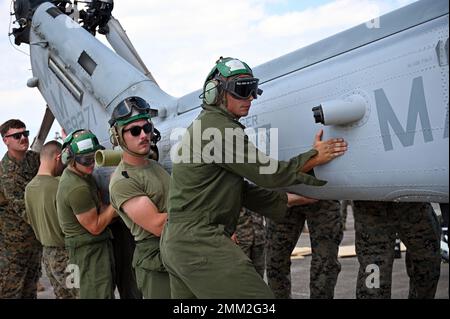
5,130,30,140
74,154,95,166
225,77,263,100
123,122,154,137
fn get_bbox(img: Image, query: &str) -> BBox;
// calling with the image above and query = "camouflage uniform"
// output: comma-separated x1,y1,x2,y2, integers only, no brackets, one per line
42,246,78,299
0,151,42,298
235,208,266,278
266,200,343,299
353,201,441,299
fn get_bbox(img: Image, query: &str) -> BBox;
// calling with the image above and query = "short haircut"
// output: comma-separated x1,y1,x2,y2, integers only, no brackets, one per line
40,140,62,160
0,119,26,137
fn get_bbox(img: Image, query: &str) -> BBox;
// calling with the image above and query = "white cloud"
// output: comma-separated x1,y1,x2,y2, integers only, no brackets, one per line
0,0,416,155
109,0,416,96
0,87,54,145
255,0,381,38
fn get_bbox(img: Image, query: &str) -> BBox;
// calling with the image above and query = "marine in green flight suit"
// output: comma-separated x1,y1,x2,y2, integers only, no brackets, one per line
56,129,117,299
108,97,170,299
160,57,348,298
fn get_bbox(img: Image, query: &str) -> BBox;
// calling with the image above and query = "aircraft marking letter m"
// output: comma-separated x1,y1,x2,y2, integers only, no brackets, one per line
375,76,435,152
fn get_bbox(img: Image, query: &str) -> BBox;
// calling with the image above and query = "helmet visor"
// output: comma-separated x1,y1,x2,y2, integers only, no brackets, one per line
226,78,262,100
74,153,96,166
110,97,151,126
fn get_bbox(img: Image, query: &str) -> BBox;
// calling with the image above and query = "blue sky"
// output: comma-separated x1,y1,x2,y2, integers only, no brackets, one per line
266,0,334,14
0,0,416,156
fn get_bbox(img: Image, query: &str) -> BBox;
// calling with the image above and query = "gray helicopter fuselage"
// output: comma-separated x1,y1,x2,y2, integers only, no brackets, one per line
26,0,449,202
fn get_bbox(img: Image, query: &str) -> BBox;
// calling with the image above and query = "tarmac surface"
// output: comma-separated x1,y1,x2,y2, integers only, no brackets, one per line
37,208,449,299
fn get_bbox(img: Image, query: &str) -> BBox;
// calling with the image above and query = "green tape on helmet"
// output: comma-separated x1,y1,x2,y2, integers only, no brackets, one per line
62,129,104,164
202,57,255,105
70,133,102,155
116,113,150,127
206,57,253,82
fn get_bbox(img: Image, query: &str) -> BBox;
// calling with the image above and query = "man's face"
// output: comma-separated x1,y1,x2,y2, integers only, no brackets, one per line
225,75,254,119
122,119,152,155
2,127,29,153
73,153,95,175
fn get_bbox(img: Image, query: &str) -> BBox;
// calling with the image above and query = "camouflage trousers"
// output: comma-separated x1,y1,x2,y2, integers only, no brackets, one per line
235,209,266,279
42,246,78,299
266,201,343,299
0,215,42,299
353,201,441,299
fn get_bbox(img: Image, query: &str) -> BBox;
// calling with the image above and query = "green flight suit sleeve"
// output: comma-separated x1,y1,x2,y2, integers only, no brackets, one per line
242,182,289,223
216,124,327,188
